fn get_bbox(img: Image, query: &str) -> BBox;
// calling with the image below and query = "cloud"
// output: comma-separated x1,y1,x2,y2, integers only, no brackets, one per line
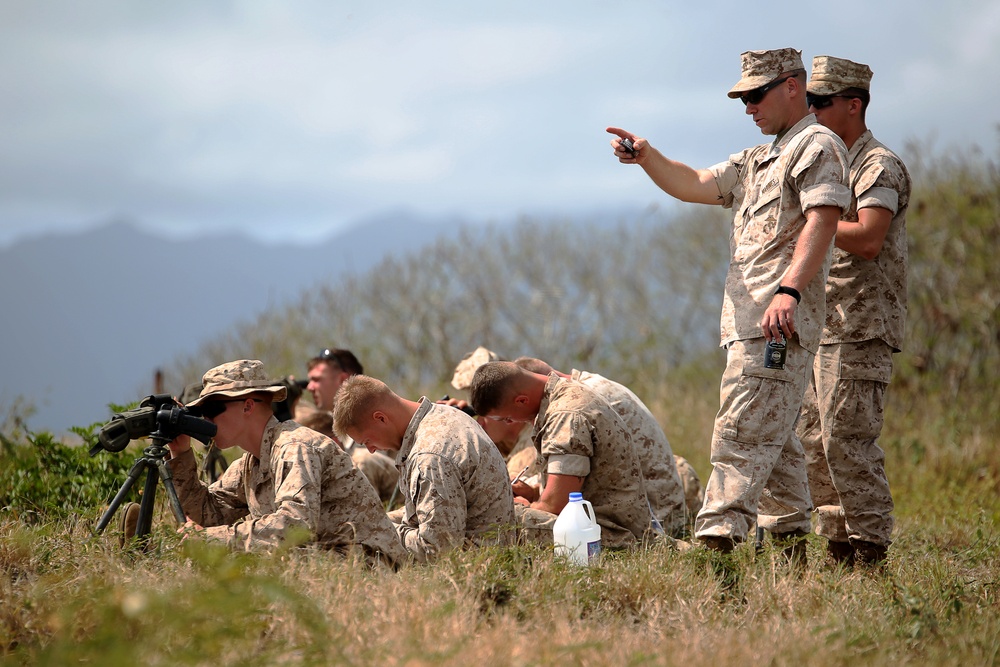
956,1,1000,63
0,1,998,248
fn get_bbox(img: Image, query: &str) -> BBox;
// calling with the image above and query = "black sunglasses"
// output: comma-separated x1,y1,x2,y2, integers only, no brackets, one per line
197,398,262,420
806,93,857,109
740,75,794,106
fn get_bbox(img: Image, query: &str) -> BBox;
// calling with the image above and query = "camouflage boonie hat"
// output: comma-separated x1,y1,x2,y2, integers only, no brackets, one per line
186,359,287,407
727,48,804,99
807,55,873,95
451,346,500,391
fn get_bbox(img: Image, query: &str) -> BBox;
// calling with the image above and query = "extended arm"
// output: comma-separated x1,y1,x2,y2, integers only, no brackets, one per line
167,438,250,528
607,127,723,205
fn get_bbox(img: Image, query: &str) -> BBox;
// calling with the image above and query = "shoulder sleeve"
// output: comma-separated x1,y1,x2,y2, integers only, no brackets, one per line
707,148,751,209
793,131,851,213
538,411,592,477
855,151,907,214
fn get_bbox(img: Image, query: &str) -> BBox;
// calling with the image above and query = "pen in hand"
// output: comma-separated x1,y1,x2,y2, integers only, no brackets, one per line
511,464,531,486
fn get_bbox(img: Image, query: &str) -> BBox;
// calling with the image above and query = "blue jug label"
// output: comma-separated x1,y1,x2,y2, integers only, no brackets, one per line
587,540,601,563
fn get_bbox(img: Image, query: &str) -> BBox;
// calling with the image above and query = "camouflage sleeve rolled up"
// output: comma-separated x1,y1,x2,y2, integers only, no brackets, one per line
168,448,250,527
209,436,328,551
537,410,593,478
394,452,469,563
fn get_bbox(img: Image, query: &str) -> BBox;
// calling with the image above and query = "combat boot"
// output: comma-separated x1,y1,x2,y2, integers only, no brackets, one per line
851,540,888,569
826,540,856,567
700,536,740,592
118,501,141,548
701,536,735,553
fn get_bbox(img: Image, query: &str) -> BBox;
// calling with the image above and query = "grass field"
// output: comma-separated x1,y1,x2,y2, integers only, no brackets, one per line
3,386,998,667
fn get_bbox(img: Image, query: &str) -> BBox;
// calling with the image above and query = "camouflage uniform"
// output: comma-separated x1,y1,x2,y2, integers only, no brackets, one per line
673,455,704,523
341,433,399,504
168,417,406,566
296,405,400,503
350,446,400,505
697,100,850,542
571,369,688,536
795,57,910,549
531,374,651,548
392,398,516,562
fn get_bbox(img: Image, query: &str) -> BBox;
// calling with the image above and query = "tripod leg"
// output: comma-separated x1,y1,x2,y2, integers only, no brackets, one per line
95,458,146,534
157,459,187,524
134,462,160,541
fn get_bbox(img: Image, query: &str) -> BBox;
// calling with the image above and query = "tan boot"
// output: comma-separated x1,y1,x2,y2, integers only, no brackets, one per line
118,502,141,548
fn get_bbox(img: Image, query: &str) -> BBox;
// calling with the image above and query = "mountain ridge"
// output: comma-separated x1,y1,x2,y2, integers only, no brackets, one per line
0,212,466,434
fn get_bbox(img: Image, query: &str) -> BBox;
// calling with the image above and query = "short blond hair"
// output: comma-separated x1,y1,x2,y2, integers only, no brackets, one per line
332,375,394,438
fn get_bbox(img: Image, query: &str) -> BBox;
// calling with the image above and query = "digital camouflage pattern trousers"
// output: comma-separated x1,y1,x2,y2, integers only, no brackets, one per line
696,337,814,542
796,339,895,547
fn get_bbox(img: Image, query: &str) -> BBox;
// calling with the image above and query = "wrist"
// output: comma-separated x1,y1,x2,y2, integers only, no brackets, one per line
527,484,540,503
775,285,801,303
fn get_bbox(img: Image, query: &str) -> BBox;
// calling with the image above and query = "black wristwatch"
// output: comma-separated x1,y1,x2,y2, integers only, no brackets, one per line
775,285,802,303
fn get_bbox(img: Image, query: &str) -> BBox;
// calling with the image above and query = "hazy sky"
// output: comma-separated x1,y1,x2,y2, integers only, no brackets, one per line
1,1,997,247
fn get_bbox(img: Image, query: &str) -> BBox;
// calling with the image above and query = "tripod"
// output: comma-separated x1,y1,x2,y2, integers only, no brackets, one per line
95,428,187,545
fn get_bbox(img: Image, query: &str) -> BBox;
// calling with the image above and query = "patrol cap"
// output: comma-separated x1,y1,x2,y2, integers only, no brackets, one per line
451,346,500,391
727,48,804,99
186,359,287,407
807,55,873,95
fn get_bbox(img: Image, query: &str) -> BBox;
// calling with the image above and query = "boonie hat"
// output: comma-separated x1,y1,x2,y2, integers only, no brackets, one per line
186,359,287,407
728,48,804,99
451,346,500,391
807,55,873,95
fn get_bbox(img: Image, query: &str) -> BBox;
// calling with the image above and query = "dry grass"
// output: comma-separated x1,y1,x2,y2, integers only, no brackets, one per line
3,491,999,667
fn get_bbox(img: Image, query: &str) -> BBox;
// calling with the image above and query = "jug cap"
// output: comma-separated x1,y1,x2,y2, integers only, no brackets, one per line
568,492,583,502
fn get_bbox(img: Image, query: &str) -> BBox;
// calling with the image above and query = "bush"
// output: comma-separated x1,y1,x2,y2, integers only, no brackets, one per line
0,424,139,524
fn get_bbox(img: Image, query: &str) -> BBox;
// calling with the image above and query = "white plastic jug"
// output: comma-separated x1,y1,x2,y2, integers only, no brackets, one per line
553,492,602,566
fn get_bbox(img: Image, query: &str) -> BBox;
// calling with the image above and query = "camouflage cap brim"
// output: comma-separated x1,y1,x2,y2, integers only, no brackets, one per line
727,47,804,99
807,55,873,95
